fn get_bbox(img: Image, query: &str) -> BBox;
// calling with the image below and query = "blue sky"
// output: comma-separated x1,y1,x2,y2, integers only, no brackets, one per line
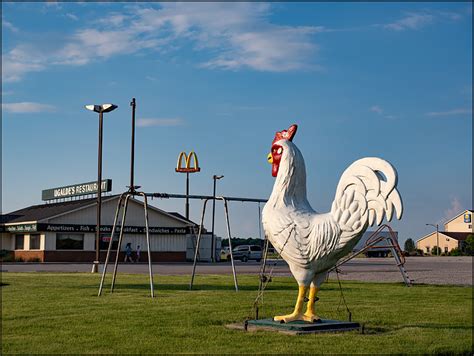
2,2,472,244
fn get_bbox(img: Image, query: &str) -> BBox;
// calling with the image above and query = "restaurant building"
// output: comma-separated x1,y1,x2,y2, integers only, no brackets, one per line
1,183,216,262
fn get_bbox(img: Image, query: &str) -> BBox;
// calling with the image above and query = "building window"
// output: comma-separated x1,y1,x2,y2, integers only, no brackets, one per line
30,234,41,250
99,233,119,251
425,246,430,253
15,234,24,250
56,233,84,250
444,246,448,253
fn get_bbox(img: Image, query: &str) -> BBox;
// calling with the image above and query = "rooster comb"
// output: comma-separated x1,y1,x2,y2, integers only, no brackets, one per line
272,124,298,145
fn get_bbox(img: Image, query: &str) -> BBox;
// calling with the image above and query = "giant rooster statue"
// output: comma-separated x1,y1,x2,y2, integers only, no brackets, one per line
262,124,403,323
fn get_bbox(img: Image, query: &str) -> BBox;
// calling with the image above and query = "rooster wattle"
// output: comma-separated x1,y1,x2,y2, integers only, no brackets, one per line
262,124,403,323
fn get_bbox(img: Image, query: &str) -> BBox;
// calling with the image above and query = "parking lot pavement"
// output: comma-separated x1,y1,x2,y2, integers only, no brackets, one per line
1,256,471,286
329,256,472,286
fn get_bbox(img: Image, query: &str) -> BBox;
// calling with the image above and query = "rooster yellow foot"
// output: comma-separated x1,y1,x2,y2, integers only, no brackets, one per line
274,313,305,323
302,312,321,323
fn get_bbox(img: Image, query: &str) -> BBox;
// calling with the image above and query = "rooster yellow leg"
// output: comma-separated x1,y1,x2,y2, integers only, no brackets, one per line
303,286,321,322
274,285,307,323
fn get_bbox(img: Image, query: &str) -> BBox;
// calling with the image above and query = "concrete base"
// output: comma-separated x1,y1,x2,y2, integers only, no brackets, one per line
227,318,361,335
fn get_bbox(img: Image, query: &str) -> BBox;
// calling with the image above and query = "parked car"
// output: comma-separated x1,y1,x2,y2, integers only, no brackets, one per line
232,245,262,262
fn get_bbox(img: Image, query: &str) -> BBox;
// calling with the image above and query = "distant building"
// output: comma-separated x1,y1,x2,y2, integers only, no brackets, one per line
0,195,218,262
416,210,473,255
353,230,399,257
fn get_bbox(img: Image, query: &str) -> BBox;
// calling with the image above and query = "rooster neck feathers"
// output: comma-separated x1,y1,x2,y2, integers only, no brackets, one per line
268,140,313,212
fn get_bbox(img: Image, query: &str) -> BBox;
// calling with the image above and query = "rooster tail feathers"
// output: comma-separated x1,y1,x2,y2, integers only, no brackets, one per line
331,157,403,245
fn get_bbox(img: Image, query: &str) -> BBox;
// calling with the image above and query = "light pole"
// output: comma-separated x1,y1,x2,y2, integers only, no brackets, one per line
211,175,224,262
85,103,118,273
426,223,439,256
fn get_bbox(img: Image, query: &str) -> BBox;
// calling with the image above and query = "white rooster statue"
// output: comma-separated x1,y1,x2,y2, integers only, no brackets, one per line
262,124,403,323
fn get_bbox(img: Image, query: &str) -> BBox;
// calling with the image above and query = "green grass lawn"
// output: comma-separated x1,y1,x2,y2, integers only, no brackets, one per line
1,273,472,355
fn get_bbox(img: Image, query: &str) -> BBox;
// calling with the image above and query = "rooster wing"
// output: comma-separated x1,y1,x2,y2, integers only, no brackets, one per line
263,209,341,269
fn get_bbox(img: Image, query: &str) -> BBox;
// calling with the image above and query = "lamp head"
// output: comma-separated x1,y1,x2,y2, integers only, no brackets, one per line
101,104,118,113
85,103,118,113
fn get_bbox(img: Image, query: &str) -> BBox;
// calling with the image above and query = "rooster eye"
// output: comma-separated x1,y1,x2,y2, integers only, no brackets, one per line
277,147,283,155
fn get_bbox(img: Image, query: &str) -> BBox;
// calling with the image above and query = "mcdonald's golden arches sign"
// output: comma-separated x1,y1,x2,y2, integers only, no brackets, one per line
176,151,201,173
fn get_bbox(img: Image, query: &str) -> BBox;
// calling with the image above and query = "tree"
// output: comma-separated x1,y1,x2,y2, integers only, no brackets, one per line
404,238,416,254
431,246,442,256
465,234,474,256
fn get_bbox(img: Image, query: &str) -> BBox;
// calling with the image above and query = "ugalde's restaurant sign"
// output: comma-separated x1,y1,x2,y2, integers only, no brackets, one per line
42,180,112,201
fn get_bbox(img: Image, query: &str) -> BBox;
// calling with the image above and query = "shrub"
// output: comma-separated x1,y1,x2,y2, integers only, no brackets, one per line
1,252,14,262
431,246,442,256
28,257,41,263
14,257,24,262
449,248,462,256
0,250,13,262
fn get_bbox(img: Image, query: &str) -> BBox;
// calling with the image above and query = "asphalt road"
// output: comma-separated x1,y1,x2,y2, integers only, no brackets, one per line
2,256,471,286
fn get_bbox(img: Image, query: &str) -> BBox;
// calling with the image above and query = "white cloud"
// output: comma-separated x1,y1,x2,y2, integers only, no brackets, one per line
369,105,383,114
437,10,463,21
136,118,184,127
370,105,399,119
134,3,322,72
65,13,79,21
145,75,157,81
201,26,320,72
2,3,321,82
443,197,463,222
44,1,61,8
425,108,472,117
2,50,45,83
382,12,435,31
380,9,466,32
2,102,57,113
2,19,19,32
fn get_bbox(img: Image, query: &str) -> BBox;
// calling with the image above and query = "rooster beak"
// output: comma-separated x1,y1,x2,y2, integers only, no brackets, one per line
267,153,273,164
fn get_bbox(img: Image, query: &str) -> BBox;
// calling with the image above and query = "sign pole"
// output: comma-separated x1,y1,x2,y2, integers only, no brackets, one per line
175,151,200,220
186,172,190,219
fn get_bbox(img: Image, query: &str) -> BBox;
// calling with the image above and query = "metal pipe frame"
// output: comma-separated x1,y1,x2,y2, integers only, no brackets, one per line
222,198,238,291
98,192,127,296
110,194,131,293
388,237,412,286
210,178,217,263
97,191,155,297
137,192,155,298
329,224,412,286
146,192,267,203
189,198,210,290
189,196,238,291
